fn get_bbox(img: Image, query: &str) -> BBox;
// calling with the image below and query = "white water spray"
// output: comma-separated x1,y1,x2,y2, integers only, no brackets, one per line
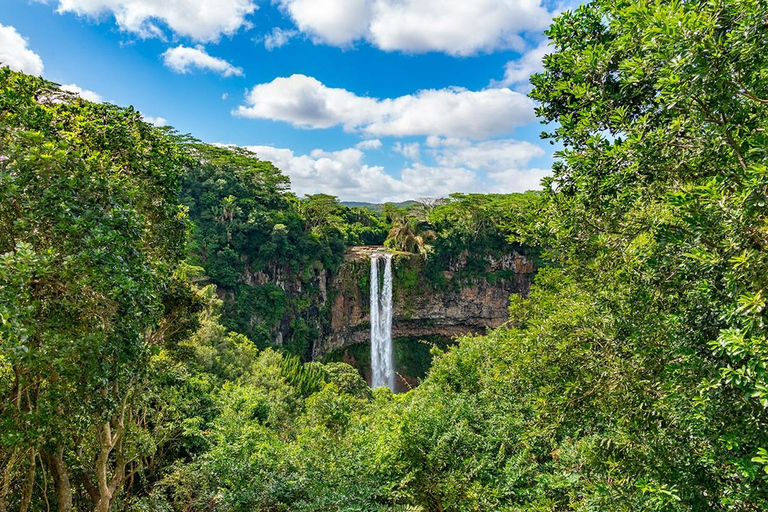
370,253,395,390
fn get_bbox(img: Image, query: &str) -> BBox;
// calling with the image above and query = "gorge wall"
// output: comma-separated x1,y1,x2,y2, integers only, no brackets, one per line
231,246,535,389
318,246,535,359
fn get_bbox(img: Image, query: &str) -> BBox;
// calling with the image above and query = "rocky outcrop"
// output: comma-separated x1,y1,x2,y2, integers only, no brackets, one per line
312,247,535,359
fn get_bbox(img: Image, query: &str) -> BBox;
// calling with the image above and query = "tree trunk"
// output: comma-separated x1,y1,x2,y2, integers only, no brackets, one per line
78,472,99,505
94,495,111,512
42,447,72,512
93,420,128,512
19,449,35,512
0,449,17,512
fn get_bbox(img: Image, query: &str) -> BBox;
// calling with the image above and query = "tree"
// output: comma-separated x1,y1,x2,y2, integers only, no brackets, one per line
0,69,194,512
385,208,435,257
527,0,768,506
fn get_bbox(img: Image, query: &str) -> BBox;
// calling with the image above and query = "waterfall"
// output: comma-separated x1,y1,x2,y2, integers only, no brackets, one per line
370,253,395,390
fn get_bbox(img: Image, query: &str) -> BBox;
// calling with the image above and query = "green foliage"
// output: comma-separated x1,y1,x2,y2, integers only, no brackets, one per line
156,1,768,510
424,193,539,288
181,159,388,351
180,143,305,341
429,193,540,257
279,354,327,397
0,68,196,512
301,193,389,247
530,0,768,506
6,0,768,508
392,256,422,313
322,362,373,399
385,205,435,257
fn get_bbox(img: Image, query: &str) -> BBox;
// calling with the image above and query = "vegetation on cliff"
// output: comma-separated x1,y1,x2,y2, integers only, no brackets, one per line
182,160,388,354
2,0,768,510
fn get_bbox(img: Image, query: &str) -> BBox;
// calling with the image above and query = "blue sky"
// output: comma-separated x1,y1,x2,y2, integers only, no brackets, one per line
0,0,565,202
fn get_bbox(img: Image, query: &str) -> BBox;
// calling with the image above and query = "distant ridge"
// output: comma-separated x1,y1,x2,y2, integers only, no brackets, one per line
341,200,416,213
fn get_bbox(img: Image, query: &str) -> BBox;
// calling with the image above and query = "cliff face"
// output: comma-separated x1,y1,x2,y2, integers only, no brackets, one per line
313,246,535,359
234,260,329,349
229,246,535,383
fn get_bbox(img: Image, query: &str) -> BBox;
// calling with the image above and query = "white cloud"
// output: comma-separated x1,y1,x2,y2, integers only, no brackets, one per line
393,141,420,161
425,135,470,148
264,27,298,50
427,137,550,193
356,139,382,150
162,45,243,77
59,83,103,102
222,93,229,100
397,163,481,200
142,115,168,126
491,39,550,91
239,139,548,202
0,24,44,76
236,74,373,129
278,0,551,55
487,167,551,192
278,0,370,46
428,138,545,171
235,74,536,139
246,144,406,201
55,0,257,42
368,0,548,55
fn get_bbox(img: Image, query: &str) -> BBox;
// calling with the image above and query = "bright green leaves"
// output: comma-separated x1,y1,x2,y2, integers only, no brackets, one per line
752,448,768,474
0,68,197,511
634,480,682,511
736,291,766,318
0,243,51,344
710,326,768,407
528,0,768,508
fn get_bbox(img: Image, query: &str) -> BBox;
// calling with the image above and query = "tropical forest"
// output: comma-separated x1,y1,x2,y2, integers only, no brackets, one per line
1,0,768,511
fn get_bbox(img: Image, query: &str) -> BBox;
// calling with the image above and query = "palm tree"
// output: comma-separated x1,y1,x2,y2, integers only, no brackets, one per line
384,209,435,258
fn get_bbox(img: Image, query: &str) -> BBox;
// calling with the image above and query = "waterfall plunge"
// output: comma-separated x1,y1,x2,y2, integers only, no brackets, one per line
370,253,395,390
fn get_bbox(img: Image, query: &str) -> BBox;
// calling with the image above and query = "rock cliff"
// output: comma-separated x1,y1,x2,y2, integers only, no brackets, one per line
313,246,535,359
231,245,535,389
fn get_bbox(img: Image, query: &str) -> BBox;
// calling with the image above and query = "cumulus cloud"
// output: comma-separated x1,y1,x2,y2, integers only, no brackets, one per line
397,164,482,199
55,0,257,42
246,145,405,201
241,138,549,202
278,0,551,55
426,137,550,193
142,115,168,126
356,139,382,150
0,24,44,75
278,0,370,46
427,138,545,171
264,27,298,50
393,141,420,161
59,83,103,102
235,74,535,139
487,166,551,192
425,135,469,148
491,39,551,91
162,45,243,77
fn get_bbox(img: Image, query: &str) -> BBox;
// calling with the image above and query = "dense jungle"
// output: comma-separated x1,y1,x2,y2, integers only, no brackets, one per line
2,0,768,510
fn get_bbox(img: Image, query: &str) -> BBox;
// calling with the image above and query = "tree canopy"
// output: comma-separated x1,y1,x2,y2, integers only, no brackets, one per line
3,0,768,510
